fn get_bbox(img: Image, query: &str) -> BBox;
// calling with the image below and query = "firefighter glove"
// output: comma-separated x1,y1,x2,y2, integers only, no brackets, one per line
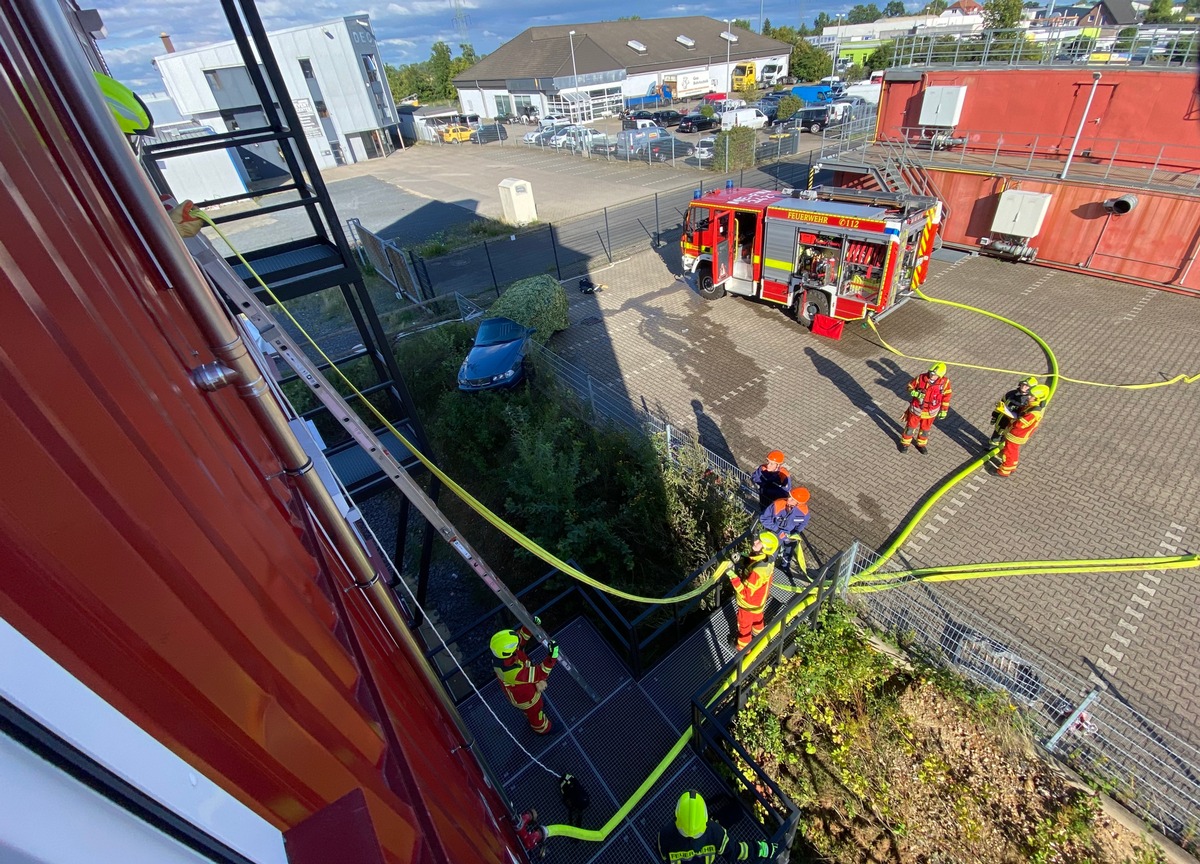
729,552,741,566
548,641,560,660
909,388,922,399
938,410,948,420
532,616,542,626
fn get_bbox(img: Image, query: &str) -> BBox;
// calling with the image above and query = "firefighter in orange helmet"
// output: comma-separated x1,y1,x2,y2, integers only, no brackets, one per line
722,533,778,650
899,362,952,454
491,622,559,734
993,384,1049,477
751,449,791,512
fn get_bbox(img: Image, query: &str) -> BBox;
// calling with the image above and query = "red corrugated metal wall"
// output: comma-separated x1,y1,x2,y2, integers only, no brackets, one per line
0,6,516,861
879,68,1200,166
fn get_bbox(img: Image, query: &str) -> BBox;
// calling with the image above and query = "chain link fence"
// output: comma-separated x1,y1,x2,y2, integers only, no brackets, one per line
843,542,1200,853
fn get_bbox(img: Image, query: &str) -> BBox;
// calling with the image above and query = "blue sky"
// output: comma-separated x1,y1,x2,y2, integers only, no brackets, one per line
90,1,874,92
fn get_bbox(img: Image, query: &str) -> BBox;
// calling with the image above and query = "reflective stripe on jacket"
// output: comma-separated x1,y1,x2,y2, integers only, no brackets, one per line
906,372,952,419
1004,406,1043,445
729,560,774,614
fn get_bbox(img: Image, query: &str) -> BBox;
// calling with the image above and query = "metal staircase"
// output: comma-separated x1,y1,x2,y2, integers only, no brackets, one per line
140,0,442,587
815,134,952,223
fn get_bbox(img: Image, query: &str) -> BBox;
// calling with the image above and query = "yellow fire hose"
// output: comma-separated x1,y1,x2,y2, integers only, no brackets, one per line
195,210,1195,848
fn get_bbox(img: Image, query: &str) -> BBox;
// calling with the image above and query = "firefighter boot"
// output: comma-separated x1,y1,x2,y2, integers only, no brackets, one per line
915,443,927,454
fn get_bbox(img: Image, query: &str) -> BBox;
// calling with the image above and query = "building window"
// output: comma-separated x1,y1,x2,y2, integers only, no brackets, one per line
204,69,223,91
299,59,315,79
315,100,329,118
362,53,379,84
495,95,513,117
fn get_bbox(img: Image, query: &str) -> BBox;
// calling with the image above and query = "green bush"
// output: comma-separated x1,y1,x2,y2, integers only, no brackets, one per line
487,275,568,344
712,127,757,171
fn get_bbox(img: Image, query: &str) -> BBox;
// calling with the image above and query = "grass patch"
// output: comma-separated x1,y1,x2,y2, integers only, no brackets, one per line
415,217,524,258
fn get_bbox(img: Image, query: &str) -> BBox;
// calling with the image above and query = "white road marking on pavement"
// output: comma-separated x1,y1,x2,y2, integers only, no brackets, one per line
1120,288,1156,322
1090,525,1185,686
1020,273,1053,296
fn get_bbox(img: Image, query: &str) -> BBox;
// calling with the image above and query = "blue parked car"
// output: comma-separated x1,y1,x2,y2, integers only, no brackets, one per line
457,317,535,391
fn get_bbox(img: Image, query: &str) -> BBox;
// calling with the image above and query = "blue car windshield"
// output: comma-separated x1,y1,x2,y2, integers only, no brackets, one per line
475,317,526,346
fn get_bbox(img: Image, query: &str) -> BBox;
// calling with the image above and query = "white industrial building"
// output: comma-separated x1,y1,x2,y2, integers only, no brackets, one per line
154,15,398,176
453,17,792,124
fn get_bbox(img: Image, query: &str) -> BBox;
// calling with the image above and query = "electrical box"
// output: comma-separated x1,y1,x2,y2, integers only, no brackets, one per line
918,86,967,127
990,190,1053,238
498,178,537,225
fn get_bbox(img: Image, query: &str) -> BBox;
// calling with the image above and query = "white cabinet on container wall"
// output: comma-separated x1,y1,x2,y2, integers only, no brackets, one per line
918,86,967,127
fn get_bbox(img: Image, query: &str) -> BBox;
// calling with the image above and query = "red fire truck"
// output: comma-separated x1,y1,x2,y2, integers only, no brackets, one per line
680,185,943,329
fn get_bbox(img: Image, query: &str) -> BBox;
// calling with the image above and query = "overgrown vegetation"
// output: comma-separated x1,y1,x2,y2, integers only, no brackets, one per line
385,42,480,105
486,275,568,343
415,217,516,258
390,317,750,598
733,604,1168,863
712,127,758,171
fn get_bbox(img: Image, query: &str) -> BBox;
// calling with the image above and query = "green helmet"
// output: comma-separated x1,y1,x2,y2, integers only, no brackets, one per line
94,72,153,136
1022,376,1038,388
929,362,947,377
1029,384,1050,405
490,629,520,659
675,790,708,839
758,532,780,556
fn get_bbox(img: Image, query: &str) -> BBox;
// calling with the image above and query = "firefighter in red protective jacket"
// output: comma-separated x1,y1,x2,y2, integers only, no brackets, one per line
760,487,810,578
491,623,559,734
899,362,952,454
721,533,779,650
993,384,1049,477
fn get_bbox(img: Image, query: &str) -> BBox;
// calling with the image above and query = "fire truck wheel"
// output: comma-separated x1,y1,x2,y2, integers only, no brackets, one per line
801,291,829,324
697,271,725,300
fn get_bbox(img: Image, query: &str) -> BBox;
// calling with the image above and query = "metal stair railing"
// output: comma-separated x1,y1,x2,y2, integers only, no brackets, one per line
878,136,953,224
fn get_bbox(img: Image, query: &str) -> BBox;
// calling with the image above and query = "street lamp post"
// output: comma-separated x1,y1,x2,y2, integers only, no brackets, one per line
831,14,843,75
568,30,579,122
725,19,733,95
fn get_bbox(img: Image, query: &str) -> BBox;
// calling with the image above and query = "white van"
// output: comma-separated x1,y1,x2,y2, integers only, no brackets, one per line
719,107,768,131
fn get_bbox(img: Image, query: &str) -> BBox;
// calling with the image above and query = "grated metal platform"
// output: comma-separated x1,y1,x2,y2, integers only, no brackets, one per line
457,592,795,862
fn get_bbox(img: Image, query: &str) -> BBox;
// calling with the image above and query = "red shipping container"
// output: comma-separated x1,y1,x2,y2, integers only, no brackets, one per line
812,313,844,340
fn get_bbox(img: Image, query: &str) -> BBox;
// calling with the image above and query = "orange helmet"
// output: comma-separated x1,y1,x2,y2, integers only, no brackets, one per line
766,450,785,464
790,487,810,509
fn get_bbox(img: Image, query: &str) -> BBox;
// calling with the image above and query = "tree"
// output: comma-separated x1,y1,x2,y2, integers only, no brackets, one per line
848,3,884,23
983,0,1023,28
813,12,834,30
791,38,834,80
776,94,802,121
762,16,772,33
384,42,485,106
885,0,907,14
1143,0,1176,22
921,0,948,12
844,62,867,81
733,18,752,29
428,41,455,100
865,40,896,70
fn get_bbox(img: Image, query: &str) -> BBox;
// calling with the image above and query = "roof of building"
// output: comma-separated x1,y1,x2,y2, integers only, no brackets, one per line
1094,0,1138,23
453,17,791,86
945,0,984,12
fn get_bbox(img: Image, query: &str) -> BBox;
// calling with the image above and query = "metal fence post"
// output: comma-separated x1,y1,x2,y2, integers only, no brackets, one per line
835,539,859,599
1045,689,1101,753
603,207,612,258
549,223,562,279
654,193,661,248
483,240,500,297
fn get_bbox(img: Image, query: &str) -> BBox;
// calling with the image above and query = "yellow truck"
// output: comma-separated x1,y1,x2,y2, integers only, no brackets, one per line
731,61,756,92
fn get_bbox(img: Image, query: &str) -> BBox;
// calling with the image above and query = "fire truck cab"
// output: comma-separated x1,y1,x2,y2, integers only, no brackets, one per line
680,185,942,327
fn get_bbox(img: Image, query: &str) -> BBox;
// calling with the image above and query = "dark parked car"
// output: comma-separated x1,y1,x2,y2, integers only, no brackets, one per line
781,105,835,133
642,136,695,162
677,113,717,133
625,109,656,121
457,317,535,391
471,123,509,143
651,109,683,127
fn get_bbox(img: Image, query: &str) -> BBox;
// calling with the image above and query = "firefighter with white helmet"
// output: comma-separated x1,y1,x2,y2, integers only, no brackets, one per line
993,384,1050,477
491,619,558,734
899,362,953,454
656,789,779,862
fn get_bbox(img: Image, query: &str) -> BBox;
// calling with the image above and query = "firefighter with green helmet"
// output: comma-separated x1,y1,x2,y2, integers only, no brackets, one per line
899,362,952,454
657,789,779,862
718,532,779,651
491,620,559,734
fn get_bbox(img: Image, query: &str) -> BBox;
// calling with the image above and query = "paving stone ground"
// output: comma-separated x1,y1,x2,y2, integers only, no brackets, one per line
553,250,1200,745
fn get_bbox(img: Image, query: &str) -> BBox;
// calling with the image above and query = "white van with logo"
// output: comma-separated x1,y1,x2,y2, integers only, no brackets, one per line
719,107,768,131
